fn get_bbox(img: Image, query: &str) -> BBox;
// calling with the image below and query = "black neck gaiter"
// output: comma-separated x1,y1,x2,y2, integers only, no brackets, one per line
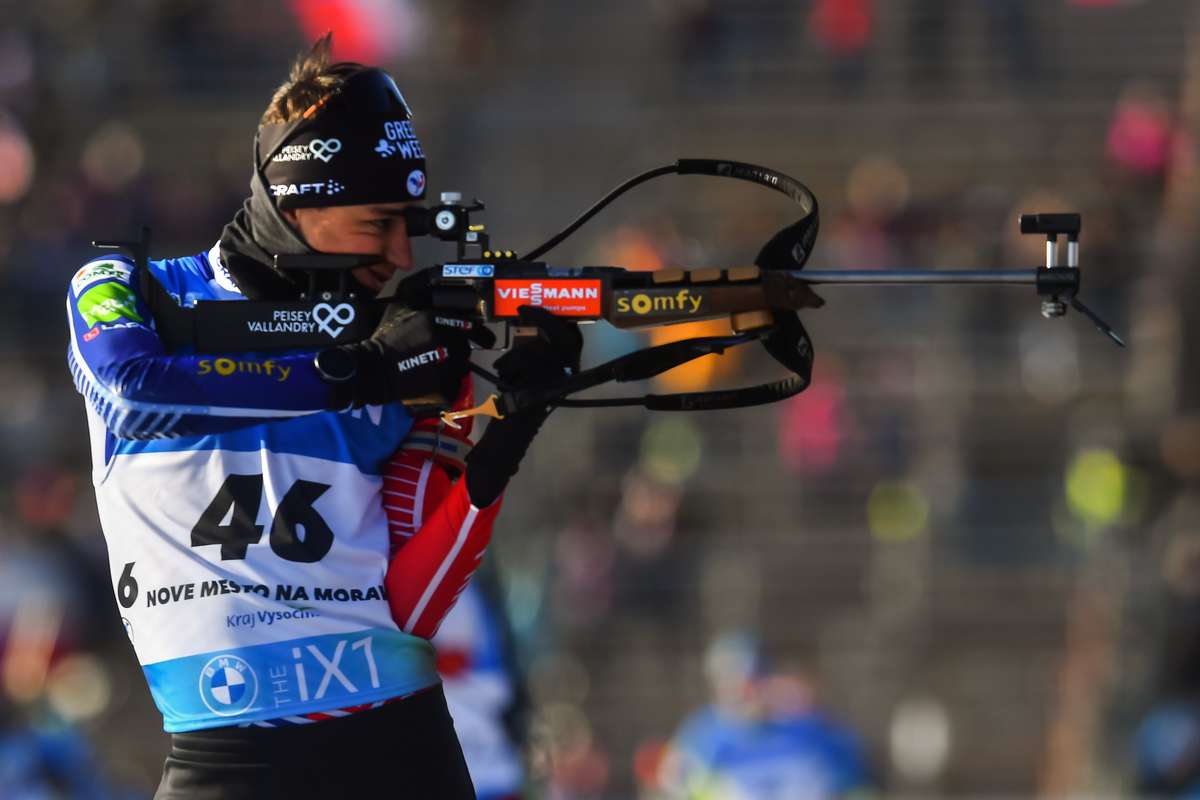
217,170,311,300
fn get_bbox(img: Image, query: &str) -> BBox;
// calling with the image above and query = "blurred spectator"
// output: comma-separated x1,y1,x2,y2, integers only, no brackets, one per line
1107,83,1177,181
550,514,617,631
1105,81,1181,250
821,155,913,273
807,0,874,92
1,466,119,704
655,632,872,799
0,705,135,799
608,417,705,622
0,469,135,797
981,0,1041,88
667,0,727,94
289,0,431,64
435,569,529,800
908,1,1042,94
0,112,35,206
908,0,952,93
1134,701,1200,797
778,359,854,477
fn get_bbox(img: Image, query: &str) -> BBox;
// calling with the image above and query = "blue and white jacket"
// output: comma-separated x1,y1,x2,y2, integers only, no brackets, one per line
66,245,440,732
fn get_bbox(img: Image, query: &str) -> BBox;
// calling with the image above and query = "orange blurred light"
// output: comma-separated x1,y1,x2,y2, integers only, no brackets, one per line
648,319,742,393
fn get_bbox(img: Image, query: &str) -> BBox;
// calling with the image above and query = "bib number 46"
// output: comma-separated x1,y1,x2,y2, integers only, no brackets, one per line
192,474,334,563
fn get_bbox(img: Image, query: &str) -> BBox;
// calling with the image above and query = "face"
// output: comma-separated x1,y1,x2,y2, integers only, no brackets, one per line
282,202,416,293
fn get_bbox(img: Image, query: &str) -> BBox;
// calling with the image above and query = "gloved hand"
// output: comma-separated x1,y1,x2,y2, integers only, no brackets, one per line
317,306,471,409
464,306,582,507
494,305,583,389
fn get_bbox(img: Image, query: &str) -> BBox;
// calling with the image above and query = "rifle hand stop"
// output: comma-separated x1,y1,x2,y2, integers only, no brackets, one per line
1020,213,1125,347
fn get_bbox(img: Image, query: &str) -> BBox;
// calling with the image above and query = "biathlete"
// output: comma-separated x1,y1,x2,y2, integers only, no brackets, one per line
66,35,578,799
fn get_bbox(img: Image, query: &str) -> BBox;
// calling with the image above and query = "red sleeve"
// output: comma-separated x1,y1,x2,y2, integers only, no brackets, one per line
384,479,502,639
381,377,505,639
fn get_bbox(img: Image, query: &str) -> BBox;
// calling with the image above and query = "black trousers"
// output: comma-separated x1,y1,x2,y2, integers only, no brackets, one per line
155,686,476,799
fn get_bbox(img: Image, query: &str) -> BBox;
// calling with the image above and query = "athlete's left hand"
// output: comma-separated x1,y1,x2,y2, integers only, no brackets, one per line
462,306,582,507
493,305,583,390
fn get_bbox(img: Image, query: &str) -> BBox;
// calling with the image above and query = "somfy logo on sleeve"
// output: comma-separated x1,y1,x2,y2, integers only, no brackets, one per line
199,654,259,716
312,303,356,338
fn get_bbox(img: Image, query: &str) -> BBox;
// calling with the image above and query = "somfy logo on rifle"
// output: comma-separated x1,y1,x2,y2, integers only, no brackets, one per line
614,289,705,317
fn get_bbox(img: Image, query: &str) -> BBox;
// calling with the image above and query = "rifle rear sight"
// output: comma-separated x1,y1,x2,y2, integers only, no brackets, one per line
428,192,489,260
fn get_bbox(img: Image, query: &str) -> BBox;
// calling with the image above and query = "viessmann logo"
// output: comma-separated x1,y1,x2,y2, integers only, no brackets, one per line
493,280,602,317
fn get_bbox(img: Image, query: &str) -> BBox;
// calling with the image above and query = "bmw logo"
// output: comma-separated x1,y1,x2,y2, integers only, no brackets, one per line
406,169,426,197
198,654,258,716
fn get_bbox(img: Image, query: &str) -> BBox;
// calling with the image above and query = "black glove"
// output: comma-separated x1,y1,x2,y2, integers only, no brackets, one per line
317,306,471,409
465,306,583,506
493,305,583,388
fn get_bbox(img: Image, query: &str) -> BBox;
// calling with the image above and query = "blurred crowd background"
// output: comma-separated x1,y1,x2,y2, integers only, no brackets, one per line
1,0,1198,796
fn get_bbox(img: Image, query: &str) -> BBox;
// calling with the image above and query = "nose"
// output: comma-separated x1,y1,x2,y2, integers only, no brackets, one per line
384,219,414,270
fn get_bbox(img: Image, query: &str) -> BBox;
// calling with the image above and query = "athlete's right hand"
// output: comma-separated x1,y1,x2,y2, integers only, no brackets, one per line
317,307,471,409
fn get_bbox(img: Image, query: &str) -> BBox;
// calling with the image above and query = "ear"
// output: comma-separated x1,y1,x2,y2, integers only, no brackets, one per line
280,208,300,227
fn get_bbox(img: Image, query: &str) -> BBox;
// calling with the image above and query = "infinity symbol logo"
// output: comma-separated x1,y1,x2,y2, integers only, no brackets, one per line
308,138,343,163
313,303,356,338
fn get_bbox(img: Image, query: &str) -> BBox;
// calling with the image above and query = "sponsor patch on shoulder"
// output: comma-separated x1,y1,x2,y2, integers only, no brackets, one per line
78,282,143,328
72,260,133,297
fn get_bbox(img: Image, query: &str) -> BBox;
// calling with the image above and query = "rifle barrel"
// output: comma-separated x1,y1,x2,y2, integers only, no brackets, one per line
789,269,1038,285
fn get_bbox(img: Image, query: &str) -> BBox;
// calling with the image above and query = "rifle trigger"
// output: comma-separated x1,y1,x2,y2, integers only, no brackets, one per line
440,394,505,429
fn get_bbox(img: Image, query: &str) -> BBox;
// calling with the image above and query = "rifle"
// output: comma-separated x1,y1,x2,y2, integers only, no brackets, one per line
95,160,1122,426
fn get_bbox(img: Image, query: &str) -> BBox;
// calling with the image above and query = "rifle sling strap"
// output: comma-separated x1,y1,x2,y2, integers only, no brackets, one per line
498,158,819,414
